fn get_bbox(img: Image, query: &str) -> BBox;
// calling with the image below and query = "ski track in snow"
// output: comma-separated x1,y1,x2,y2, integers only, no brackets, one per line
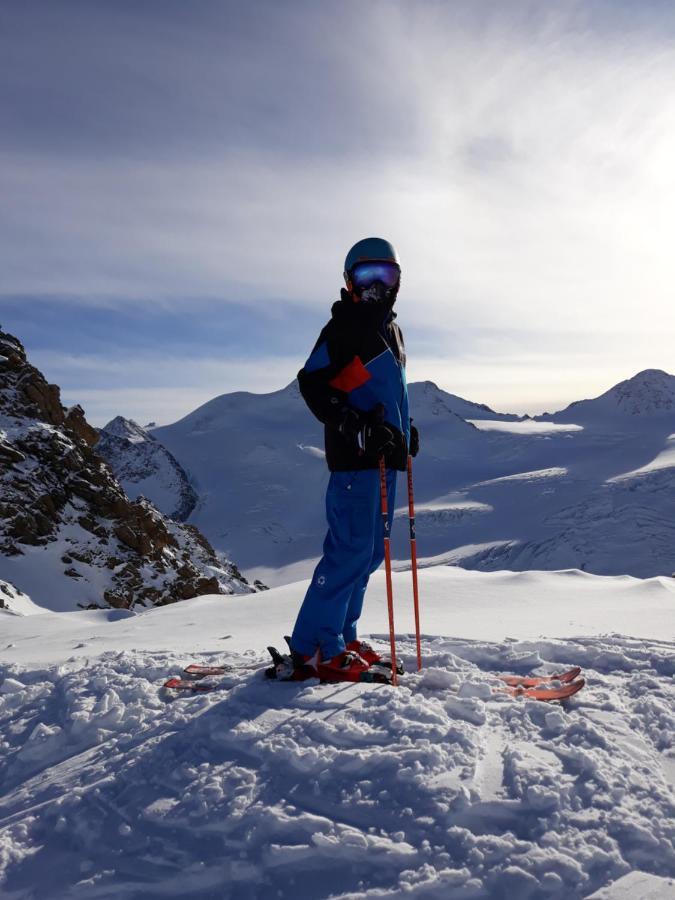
1,636,673,899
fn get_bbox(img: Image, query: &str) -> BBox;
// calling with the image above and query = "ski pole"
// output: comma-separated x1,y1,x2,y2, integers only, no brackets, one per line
379,454,398,686
407,455,422,671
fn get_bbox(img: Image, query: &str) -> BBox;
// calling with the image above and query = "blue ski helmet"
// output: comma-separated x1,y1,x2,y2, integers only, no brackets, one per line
344,237,400,281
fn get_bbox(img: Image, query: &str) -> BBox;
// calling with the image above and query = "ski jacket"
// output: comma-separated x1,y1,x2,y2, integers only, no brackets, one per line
298,296,410,472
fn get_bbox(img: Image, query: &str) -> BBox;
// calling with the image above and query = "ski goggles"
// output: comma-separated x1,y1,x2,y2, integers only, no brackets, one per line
349,261,401,291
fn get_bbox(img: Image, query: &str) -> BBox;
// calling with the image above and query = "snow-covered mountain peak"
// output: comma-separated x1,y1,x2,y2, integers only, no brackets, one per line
102,415,150,444
552,368,675,421
98,416,198,522
407,381,518,422
609,369,675,415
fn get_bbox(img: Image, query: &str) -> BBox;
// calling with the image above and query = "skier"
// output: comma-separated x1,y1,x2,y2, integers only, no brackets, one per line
290,237,419,681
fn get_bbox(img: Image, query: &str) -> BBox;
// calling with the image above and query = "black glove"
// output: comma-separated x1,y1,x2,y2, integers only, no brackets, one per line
409,423,419,458
364,420,396,457
338,406,364,438
363,403,396,458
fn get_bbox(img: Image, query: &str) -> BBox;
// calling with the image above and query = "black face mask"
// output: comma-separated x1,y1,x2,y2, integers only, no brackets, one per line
338,290,393,329
358,281,391,305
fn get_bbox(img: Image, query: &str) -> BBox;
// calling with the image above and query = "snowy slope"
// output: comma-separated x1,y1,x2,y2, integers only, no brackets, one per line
151,381,331,576
0,580,41,616
144,371,675,585
0,567,673,899
148,381,527,581
97,416,198,521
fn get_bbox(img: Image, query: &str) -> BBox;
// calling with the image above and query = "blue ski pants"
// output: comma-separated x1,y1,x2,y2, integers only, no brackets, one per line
291,468,397,660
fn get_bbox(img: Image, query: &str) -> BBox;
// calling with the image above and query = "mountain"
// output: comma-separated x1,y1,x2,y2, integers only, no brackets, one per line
408,380,520,421
147,380,512,579
151,381,330,576
546,369,675,423
97,416,197,521
138,371,675,583
0,330,253,612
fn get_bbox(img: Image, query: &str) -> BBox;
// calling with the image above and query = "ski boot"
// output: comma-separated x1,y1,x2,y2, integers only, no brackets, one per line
346,639,404,675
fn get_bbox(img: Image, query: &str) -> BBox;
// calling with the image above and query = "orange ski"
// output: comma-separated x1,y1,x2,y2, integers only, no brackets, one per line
499,666,582,688
501,678,585,701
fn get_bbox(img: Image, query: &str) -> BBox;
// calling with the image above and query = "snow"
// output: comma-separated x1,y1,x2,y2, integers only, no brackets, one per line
472,467,568,487
139,371,675,584
406,497,493,515
0,581,43,617
0,566,673,898
551,370,675,422
609,434,675,482
468,419,584,434
587,871,675,899
298,443,326,459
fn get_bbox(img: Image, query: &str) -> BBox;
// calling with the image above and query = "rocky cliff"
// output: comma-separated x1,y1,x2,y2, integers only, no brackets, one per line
0,330,253,611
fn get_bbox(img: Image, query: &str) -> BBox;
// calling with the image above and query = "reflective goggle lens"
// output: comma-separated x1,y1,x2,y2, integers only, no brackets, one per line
350,261,400,290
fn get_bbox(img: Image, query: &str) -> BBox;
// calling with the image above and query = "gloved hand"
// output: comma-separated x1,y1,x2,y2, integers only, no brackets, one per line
409,423,419,457
363,404,396,458
364,420,396,457
338,406,364,438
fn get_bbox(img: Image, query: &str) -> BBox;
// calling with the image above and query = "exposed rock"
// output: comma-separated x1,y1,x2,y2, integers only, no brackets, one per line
64,404,99,447
0,329,254,611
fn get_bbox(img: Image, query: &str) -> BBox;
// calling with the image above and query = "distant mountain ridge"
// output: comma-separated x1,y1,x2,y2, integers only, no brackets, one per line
410,381,520,422
108,367,675,583
546,369,675,422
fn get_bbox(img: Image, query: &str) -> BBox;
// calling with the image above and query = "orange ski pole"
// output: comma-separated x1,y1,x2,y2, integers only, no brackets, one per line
407,456,422,671
379,455,398,685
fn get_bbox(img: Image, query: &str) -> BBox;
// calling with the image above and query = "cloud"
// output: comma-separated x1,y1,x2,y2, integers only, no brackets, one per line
36,349,302,426
2,1,675,416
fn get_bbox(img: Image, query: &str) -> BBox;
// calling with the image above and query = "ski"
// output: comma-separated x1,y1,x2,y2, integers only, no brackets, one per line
498,666,582,688
262,647,583,697
180,660,579,685
166,667,584,699
167,650,585,700
500,678,585,701
183,664,232,677
163,676,220,693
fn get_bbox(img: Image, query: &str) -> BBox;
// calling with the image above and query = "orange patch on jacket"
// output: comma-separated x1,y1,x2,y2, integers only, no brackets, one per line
329,356,372,393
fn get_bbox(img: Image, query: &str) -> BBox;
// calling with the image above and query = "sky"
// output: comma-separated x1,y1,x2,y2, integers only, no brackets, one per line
2,0,675,426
